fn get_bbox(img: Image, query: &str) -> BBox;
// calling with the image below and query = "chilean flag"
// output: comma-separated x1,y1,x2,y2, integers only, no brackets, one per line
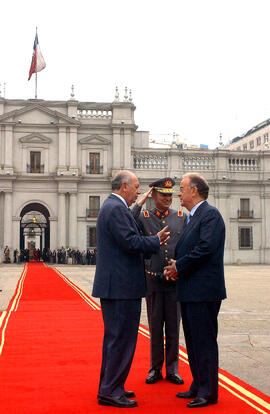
28,32,46,81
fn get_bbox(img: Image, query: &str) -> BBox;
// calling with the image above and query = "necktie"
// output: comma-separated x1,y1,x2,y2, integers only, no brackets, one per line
186,213,192,225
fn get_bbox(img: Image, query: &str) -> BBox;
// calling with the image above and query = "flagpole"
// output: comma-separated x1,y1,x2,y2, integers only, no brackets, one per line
35,73,37,99
35,27,38,99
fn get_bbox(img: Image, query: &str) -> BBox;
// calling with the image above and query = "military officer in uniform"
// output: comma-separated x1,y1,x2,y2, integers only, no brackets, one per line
132,177,186,385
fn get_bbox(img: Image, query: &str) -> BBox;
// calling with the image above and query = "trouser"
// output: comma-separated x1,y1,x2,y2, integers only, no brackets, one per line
181,301,221,401
146,291,181,375
98,298,141,397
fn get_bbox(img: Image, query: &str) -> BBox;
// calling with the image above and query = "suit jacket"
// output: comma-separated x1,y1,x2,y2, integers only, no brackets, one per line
92,194,160,299
132,203,186,293
175,201,226,302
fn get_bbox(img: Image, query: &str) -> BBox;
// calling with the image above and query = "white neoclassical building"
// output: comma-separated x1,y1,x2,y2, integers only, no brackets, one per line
227,118,270,151
0,89,270,264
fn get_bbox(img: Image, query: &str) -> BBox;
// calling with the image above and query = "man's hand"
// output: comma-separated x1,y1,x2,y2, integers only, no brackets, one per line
164,259,178,281
137,187,153,207
157,226,170,245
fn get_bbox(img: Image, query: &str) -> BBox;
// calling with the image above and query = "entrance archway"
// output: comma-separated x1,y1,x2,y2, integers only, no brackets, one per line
20,203,50,251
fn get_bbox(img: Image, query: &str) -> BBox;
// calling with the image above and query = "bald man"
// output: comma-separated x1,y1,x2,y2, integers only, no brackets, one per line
92,170,170,408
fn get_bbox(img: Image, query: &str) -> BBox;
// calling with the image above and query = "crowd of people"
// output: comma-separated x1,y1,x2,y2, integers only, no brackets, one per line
2,247,97,265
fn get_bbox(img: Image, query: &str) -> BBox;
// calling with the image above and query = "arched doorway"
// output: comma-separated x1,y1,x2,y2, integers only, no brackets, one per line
20,203,50,253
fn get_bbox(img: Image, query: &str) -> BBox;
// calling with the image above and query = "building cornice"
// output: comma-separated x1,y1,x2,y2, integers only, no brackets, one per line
0,102,80,126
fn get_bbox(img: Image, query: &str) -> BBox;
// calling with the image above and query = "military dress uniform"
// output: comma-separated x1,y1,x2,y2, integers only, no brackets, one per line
132,178,186,384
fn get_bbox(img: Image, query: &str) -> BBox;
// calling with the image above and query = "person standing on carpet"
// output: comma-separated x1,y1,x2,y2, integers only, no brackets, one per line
164,173,226,408
92,170,170,408
132,177,185,386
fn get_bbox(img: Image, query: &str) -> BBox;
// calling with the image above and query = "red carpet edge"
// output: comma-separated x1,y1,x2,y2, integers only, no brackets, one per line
52,265,270,414
0,263,28,355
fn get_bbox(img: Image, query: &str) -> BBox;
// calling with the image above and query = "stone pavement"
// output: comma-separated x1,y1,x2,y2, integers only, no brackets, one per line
0,264,269,396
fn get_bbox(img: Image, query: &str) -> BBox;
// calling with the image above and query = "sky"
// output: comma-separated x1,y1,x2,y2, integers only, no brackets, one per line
1,0,270,149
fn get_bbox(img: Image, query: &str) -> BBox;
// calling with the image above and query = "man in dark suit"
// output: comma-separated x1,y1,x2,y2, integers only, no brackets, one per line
92,170,170,408
132,178,186,385
164,173,226,408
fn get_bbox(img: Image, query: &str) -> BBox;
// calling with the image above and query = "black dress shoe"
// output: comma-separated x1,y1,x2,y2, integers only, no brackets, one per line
125,390,135,398
187,397,217,408
97,391,135,399
176,390,197,399
98,395,138,408
166,373,184,384
146,370,163,384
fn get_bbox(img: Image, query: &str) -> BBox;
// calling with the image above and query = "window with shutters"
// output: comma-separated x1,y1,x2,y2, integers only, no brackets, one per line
87,153,101,174
239,227,253,249
87,226,97,248
87,196,100,217
28,151,43,173
238,199,253,219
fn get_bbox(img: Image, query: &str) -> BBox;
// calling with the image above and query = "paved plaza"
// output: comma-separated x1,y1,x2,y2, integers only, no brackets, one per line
0,264,269,396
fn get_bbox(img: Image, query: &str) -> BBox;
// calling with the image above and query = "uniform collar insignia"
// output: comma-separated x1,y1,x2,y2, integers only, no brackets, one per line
154,209,170,219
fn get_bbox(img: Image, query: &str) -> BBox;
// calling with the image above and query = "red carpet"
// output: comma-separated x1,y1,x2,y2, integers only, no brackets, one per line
0,263,269,414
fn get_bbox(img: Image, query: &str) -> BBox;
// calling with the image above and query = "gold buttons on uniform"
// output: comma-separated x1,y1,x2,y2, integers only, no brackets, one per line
164,242,167,246
165,257,168,260
162,220,166,224
165,250,168,253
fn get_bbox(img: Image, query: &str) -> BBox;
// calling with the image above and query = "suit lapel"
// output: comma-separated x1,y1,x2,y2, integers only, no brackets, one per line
127,208,141,234
109,195,141,235
176,201,208,245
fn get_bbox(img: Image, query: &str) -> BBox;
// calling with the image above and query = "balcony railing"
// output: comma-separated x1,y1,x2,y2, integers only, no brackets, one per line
86,165,103,174
229,157,260,171
182,156,215,170
133,153,168,169
86,209,100,217
77,105,112,119
237,210,254,219
27,164,44,173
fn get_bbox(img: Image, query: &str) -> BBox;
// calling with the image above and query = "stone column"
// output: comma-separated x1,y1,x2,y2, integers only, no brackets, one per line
69,127,78,168
214,189,231,264
49,218,57,251
81,149,86,174
0,126,4,166
261,193,270,263
22,145,27,173
41,228,45,251
112,128,121,171
123,128,132,169
3,191,12,247
58,127,67,168
58,193,66,248
44,148,49,173
12,218,20,250
5,125,13,167
69,193,77,248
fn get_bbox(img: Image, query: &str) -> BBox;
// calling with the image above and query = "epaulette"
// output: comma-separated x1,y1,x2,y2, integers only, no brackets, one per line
178,210,183,217
143,210,150,218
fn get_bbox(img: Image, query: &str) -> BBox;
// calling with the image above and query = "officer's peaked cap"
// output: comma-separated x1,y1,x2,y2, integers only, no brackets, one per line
149,177,175,193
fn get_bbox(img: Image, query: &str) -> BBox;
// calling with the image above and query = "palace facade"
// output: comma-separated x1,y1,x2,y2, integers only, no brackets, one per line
0,91,270,264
